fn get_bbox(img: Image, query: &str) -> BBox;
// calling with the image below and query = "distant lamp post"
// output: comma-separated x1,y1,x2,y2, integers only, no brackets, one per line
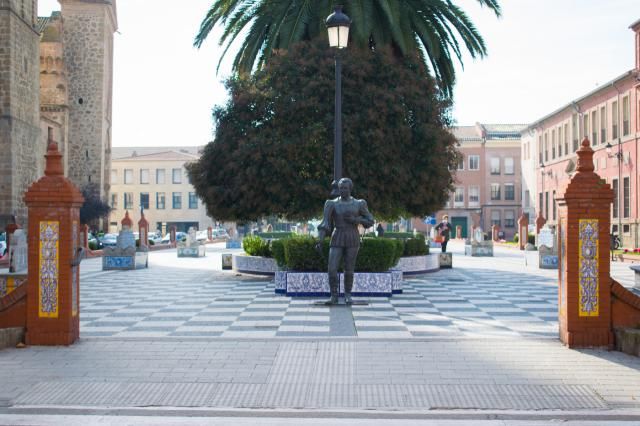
539,161,546,219
606,139,623,240
326,5,351,196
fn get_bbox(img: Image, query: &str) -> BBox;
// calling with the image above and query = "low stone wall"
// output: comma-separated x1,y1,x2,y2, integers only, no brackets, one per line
395,254,439,274
465,241,494,256
275,270,402,297
232,254,278,275
614,328,640,357
177,245,206,257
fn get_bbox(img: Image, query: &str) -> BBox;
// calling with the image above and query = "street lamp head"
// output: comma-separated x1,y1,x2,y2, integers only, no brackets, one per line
326,5,351,49
539,161,545,169
606,141,613,155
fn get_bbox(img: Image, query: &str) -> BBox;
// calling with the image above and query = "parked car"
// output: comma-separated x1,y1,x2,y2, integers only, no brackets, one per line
213,229,230,240
149,231,163,244
0,232,6,256
196,230,208,242
100,233,118,247
161,232,187,244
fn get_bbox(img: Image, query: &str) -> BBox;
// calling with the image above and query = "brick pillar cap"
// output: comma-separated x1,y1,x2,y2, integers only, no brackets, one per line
576,137,594,173
518,213,528,223
44,141,64,177
138,211,149,228
121,211,133,229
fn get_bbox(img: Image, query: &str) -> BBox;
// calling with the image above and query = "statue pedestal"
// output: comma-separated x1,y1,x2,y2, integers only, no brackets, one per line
275,271,402,297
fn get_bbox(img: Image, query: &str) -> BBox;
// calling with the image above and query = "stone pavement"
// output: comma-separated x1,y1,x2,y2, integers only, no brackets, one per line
0,241,639,424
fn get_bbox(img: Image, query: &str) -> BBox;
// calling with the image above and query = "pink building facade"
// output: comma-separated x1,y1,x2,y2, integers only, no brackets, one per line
521,19,640,248
412,123,525,241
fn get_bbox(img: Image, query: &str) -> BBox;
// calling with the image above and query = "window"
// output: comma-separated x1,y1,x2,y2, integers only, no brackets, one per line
454,187,464,207
544,133,548,161
504,157,514,175
468,155,479,170
124,192,133,209
111,169,117,184
469,186,479,207
552,190,556,220
591,110,598,145
572,114,579,151
491,210,501,227
172,168,182,184
623,176,630,218
504,183,515,201
612,100,619,139
140,169,149,184
490,157,500,175
124,169,133,184
551,129,556,159
624,224,631,234
623,96,630,136
600,106,606,144
564,123,569,154
505,210,515,228
545,192,549,220
156,169,166,184
172,192,182,209
188,192,198,209
557,127,562,157
524,190,530,208
156,192,166,210
139,192,149,210
539,192,543,216
583,114,589,144
457,155,464,170
538,136,543,164
490,183,501,200
110,193,117,209
612,178,619,218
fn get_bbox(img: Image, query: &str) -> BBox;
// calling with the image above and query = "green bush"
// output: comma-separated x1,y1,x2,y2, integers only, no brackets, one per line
257,232,294,239
355,238,399,272
391,239,404,266
271,238,286,267
88,240,99,250
243,235,272,257
527,233,536,245
283,236,327,272
513,234,519,243
403,234,428,256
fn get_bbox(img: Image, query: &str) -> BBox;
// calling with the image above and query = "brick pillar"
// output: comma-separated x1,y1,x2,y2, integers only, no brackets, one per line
138,212,149,249
207,226,213,241
80,224,89,251
491,225,500,241
556,138,614,348
535,214,546,235
455,225,462,239
23,139,84,345
170,226,177,247
517,213,529,250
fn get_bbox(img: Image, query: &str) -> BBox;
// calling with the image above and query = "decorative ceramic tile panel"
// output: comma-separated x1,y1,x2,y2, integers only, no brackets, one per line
274,271,287,294
104,256,134,269
72,221,78,317
39,221,60,318
578,219,599,317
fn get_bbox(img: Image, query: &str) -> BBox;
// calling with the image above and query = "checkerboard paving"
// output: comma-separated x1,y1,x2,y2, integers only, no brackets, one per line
80,262,558,339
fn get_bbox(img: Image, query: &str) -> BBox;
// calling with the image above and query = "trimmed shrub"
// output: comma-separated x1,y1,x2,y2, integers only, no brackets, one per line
257,231,294,239
88,240,99,251
391,239,404,267
283,236,327,272
243,235,272,257
527,233,536,245
355,238,399,272
382,232,414,239
271,239,286,267
513,234,519,243
403,234,428,256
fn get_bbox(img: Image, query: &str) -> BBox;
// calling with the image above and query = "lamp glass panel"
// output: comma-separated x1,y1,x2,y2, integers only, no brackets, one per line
327,26,339,47
338,26,349,48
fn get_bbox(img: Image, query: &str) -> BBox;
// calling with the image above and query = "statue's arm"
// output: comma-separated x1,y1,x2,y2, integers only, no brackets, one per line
317,200,334,241
358,200,374,229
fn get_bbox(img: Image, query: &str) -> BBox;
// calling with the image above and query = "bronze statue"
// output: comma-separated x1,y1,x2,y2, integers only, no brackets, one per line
316,177,374,305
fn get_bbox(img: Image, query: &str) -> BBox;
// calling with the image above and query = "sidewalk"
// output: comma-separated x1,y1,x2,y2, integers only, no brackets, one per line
0,241,638,423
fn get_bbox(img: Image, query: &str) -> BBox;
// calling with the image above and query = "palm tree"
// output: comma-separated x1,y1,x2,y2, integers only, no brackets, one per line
194,0,501,96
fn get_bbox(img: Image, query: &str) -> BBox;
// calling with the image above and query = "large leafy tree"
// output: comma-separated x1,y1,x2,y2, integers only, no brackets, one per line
186,38,459,221
195,0,501,96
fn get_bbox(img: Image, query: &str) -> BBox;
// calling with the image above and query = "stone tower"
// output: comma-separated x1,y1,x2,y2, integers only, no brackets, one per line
0,0,42,225
59,0,117,200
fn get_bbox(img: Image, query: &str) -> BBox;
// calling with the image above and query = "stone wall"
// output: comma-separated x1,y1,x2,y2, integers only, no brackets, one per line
0,0,42,225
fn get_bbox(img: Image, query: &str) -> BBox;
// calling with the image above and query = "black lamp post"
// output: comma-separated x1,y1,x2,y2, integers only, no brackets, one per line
539,161,546,220
606,139,623,240
326,5,351,197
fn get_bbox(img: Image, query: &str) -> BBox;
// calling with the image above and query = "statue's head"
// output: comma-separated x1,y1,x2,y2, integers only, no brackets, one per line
338,177,353,198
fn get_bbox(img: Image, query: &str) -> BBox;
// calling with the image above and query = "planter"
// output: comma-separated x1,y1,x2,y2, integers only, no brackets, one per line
232,254,278,275
275,270,402,297
395,254,439,274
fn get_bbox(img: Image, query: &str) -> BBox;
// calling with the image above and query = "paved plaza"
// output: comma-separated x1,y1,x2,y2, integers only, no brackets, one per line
1,241,640,424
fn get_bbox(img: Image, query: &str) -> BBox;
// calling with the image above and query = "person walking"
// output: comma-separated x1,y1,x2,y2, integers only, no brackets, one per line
435,215,453,253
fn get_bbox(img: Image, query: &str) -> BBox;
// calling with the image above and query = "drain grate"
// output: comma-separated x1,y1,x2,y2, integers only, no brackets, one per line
14,382,607,410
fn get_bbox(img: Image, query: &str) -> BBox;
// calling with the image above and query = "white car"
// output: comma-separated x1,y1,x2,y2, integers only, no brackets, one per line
196,230,208,242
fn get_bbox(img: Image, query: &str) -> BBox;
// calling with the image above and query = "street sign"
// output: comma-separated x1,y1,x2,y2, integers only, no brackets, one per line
424,216,436,225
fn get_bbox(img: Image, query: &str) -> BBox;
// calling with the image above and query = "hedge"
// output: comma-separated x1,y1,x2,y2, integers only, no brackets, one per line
242,234,272,257
257,232,294,239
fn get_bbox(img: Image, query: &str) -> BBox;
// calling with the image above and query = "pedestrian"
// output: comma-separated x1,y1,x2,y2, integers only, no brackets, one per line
435,215,452,253
376,223,385,237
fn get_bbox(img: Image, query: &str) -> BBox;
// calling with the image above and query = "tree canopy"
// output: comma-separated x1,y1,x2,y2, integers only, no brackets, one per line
80,183,112,226
195,0,501,96
186,39,460,222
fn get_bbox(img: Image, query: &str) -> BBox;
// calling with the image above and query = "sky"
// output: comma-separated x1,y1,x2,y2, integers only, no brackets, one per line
38,0,639,147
